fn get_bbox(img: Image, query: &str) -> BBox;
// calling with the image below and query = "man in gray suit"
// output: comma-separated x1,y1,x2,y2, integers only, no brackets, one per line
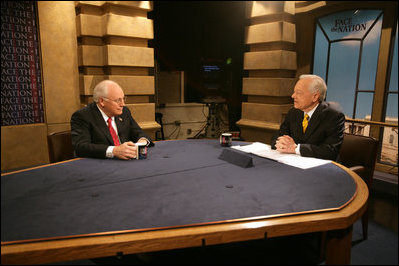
271,74,345,161
71,80,152,160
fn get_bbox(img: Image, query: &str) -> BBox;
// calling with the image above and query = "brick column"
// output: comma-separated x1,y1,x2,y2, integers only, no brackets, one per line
75,1,160,139
237,1,297,144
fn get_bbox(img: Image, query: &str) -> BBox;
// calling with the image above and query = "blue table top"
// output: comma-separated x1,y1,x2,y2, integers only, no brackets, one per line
1,139,356,243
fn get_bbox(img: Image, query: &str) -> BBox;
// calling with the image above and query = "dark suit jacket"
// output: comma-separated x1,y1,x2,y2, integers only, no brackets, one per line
271,101,345,161
71,102,153,159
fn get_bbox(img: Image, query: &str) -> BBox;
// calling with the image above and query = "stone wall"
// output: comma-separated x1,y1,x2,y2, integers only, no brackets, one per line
75,1,159,136
236,1,297,144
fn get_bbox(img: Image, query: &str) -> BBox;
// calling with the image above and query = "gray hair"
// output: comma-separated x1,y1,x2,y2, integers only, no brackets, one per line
92,80,117,102
299,74,327,102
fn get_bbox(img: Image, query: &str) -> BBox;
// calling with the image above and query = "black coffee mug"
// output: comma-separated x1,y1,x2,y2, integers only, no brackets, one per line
136,143,147,159
220,133,232,147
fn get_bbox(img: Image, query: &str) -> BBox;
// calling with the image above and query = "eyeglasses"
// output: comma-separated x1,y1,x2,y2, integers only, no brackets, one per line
103,96,127,105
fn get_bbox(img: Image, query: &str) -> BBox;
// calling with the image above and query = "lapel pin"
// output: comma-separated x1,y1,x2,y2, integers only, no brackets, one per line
119,117,123,122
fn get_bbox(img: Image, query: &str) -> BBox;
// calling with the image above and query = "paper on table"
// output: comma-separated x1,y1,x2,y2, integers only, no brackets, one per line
232,142,269,153
232,142,331,169
233,142,286,161
276,154,332,169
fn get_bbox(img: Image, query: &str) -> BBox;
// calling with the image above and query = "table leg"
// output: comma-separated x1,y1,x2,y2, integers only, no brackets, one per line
325,225,353,265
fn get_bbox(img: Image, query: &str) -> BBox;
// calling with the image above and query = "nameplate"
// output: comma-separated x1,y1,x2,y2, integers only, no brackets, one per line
218,149,253,168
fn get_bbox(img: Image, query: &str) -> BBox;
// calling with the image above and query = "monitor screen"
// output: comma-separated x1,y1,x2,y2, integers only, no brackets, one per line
202,65,222,90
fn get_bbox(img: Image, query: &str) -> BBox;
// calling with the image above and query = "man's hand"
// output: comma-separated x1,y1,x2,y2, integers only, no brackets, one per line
275,135,297,154
113,141,137,160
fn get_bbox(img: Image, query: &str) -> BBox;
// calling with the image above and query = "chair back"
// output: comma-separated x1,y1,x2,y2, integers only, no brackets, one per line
47,130,74,163
339,133,379,187
155,112,165,140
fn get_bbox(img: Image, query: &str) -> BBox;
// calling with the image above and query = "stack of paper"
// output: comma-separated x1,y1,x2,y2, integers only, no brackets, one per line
231,142,331,169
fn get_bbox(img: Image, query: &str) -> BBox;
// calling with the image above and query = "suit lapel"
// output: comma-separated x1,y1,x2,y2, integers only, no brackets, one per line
115,115,124,142
90,103,114,144
302,103,324,140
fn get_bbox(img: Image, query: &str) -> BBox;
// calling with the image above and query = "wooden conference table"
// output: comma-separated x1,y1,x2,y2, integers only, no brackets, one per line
1,139,368,265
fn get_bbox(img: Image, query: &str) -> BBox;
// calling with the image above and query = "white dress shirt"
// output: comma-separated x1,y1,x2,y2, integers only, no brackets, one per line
96,105,119,158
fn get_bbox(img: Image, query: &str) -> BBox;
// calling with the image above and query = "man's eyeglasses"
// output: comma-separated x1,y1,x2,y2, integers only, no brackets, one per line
103,96,127,105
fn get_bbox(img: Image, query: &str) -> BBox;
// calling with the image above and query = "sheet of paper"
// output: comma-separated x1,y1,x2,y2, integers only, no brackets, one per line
277,154,331,169
231,142,331,169
232,142,269,153
232,142,286,161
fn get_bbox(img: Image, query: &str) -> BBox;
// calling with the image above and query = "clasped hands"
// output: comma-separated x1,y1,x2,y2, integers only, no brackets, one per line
113,138,148,160
275,135,297,154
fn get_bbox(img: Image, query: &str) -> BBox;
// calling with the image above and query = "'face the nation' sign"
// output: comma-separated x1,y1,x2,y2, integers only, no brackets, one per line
1,1,44,126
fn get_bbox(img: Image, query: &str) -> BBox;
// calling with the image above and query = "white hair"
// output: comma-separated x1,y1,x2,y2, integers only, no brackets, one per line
299,74,327,102
92,80,119,102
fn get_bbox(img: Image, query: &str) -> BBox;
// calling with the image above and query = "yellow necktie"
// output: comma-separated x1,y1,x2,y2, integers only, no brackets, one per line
302,114,309,133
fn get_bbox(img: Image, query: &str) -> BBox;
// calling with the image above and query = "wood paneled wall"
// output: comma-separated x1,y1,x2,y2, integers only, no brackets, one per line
1,2,80,171
1,1,159,171
75,1,159,137
237,1,297,144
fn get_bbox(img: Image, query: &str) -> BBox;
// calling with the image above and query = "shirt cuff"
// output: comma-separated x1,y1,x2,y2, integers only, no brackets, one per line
295,144,301,155
106,146,115,158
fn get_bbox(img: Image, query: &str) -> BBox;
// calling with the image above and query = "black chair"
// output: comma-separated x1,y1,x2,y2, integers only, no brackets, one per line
47,130,75,163
155,112,165,141
339,133,379,240
319,132,379,261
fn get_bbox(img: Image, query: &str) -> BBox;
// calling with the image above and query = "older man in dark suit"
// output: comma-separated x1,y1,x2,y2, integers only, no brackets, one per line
271,74,345,161
71,80,153,160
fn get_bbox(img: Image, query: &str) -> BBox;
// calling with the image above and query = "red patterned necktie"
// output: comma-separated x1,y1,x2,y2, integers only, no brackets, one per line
107,117,120,146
